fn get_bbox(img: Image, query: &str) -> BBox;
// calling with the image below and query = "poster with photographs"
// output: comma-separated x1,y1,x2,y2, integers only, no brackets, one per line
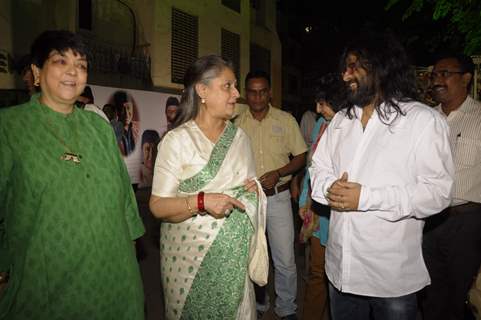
90,84,180,188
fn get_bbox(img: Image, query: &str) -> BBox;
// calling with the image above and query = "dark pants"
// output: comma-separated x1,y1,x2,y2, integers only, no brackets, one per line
302,237,328,320
329,283,417,320
422,202,481,320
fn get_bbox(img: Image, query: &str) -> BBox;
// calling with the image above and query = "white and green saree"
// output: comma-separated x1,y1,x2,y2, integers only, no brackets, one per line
152,120,268,320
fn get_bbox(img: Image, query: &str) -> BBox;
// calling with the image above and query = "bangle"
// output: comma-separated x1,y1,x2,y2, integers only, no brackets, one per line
197,192,205,212
185,197,195,216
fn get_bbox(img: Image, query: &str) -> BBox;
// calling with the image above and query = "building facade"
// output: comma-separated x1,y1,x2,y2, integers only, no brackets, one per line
0,0,282,107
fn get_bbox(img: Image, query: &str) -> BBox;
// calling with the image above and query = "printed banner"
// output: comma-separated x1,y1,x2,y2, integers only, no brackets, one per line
90,84,180,188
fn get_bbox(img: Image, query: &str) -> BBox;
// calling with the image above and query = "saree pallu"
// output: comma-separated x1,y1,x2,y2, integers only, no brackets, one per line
153,121,267,320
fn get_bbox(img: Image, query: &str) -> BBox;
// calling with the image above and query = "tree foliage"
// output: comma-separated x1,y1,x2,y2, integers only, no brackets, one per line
386,0,481,54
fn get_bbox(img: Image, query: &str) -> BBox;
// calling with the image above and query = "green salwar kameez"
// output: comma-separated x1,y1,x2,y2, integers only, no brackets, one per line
0,95,145,320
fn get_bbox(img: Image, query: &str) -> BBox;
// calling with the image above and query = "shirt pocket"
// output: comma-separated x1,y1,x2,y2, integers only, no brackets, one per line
267,126,286,155
455,137,481,167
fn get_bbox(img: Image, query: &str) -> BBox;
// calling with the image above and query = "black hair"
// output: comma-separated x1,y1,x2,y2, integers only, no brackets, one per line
141,130,160,146
30,30,89,68
433,52,475,90
245,70,271,88
174,55,235,128
339,32,418,124
165,96,180,107
102,103,116,121
80,86,94,103
314,73,345,113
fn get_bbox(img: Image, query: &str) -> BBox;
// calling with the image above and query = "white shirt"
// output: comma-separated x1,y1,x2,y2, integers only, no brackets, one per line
300,110,317,147
435,96,481,206
310,101,454,297
84,103,110,122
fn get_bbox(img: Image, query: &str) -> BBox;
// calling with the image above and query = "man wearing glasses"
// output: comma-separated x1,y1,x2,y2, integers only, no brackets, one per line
235,70,307,320
422,53,481,320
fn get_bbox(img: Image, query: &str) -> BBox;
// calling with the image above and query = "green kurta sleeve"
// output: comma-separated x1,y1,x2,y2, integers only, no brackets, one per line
0,111,13,272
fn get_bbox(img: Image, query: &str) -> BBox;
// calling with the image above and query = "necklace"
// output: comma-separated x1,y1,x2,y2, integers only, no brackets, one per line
45,114,82,164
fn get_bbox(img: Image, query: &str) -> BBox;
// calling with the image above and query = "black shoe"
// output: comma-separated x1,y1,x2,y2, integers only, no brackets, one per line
280,314,297,320
256,310,265,320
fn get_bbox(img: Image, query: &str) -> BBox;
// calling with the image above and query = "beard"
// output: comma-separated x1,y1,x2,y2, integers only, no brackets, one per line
346,79,376,108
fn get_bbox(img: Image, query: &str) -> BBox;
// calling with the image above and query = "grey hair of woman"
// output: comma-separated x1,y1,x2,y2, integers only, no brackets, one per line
173,55,234,128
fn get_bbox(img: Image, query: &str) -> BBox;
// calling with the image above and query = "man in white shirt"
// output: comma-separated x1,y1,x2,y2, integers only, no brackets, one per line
309,33,454,320
422,53,481,320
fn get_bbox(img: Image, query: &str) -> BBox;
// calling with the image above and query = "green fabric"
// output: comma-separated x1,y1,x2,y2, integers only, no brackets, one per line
167,121,253,319
178,121,237,193
0,95,145,320
180,210,252,320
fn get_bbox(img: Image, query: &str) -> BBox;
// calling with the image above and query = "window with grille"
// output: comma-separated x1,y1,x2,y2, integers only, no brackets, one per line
171,8,198,84
250,43,270,75
221,29,240,80
222,0,241,13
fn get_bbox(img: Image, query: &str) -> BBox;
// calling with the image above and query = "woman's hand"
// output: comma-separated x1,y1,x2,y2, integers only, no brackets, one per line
204,193,245,219
290,175,301,203
298,207,308,220
244,178,258,194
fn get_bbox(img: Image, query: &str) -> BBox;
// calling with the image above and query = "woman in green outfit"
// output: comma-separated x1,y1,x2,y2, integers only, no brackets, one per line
0,30,145,319
150,55,268,319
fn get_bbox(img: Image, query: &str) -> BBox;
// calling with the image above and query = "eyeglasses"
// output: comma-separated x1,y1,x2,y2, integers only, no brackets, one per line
246,88,269,97
429,70,464,80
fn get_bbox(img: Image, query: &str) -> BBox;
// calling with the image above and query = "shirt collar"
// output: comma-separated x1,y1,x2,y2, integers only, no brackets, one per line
246,103,274,121
436,95,473,116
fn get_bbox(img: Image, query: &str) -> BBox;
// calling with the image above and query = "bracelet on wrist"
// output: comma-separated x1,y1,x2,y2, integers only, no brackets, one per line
185,197,195,216
197,192,205,212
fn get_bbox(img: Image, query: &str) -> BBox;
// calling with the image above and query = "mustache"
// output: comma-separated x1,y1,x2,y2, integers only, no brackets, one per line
431,85,447,91
346,80,357,87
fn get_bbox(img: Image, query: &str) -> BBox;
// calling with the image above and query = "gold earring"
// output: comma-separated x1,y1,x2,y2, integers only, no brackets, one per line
201,98,206,104
34,77,40,87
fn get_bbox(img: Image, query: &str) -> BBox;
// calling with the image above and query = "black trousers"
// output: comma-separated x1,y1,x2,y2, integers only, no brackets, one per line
422,202,481,320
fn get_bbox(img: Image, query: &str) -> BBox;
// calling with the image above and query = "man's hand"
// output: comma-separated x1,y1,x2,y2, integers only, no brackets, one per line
259,170,280,190
326,172,361,211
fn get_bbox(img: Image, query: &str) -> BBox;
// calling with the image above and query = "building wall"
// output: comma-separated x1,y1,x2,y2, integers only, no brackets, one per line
148,0,251,96
0,0,282,103
0,0,14,89
250,1,282,106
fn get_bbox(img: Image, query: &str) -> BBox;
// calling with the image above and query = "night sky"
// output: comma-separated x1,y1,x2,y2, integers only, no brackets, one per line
278,0,459,73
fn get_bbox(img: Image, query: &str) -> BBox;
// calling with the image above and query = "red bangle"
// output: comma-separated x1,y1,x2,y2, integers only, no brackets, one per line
197,192,205,212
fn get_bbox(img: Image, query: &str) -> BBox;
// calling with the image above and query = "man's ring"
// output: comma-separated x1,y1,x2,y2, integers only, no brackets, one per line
224,209,231,217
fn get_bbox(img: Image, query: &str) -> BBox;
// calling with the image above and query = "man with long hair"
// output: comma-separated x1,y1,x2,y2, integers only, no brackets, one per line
309,33,454,320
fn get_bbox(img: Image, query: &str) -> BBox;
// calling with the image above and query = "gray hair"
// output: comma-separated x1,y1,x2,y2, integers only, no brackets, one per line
173,55,234,128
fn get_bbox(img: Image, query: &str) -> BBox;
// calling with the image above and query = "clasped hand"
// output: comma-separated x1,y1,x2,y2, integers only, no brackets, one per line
203,178,258,219
326,172,361,211
259,170,280,190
